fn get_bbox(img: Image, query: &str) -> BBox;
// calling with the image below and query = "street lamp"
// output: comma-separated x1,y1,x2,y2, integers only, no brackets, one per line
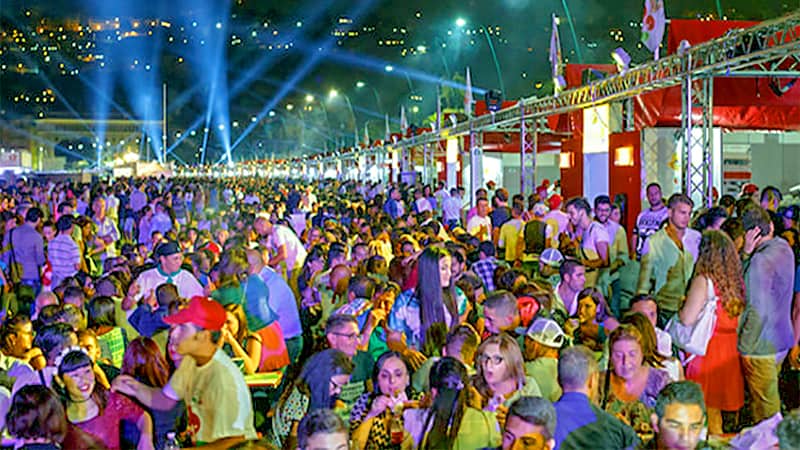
455,17,467,28
305,94,314,103
355,81,384,115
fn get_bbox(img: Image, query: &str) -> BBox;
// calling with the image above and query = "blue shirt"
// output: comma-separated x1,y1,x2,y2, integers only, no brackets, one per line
553,392,637,450
128,304,169,338
260,267,302,339
387,288,468,350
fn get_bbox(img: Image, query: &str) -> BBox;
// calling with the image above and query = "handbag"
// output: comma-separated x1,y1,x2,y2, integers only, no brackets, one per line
666,276,718,356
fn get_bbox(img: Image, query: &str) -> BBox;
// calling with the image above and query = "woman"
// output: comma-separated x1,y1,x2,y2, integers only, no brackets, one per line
602,325,670,440
212,248,288,371
271,349,354,449
56,347,154,450
222,303,263,375
619,313,676,380
121,337,186,450
87,296,128,368
350,352,418,449
568,288,618,352
679,230,745,435
6,384,68,450
473,333,541,411
387,247,467,355
404,357,501,449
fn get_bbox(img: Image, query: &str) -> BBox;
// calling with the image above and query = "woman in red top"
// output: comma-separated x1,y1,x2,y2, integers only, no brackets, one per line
680,230,746,436
56,347,155,450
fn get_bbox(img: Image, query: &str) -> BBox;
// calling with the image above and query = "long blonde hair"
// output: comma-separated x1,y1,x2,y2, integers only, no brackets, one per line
694,230,745,317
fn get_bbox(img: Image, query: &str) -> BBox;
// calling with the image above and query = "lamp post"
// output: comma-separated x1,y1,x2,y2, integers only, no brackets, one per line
328,89,357,146
355,81,384,115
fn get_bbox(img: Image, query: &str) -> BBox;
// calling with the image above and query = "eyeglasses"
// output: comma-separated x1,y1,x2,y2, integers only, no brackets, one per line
330,331,359,341
478,354,505,366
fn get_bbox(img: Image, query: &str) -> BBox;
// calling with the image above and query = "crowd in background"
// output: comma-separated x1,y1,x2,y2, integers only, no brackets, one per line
0,174,797,449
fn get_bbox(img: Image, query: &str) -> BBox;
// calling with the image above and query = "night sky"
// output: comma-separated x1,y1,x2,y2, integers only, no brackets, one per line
0,0,795,163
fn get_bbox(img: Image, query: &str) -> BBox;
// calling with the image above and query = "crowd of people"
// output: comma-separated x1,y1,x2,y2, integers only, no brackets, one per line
0,174,797,449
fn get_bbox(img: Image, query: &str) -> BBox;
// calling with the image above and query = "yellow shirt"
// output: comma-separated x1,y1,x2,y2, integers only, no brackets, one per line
498,218,524,262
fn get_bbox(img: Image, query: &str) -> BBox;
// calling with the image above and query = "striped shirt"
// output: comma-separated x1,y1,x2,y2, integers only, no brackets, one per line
48,233,80,288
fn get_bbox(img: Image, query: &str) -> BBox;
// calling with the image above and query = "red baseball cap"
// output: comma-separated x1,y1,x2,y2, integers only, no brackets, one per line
548,194,563,210
163,296,226,331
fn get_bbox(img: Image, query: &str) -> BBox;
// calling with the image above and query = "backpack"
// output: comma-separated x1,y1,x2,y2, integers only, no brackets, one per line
523,220,547,255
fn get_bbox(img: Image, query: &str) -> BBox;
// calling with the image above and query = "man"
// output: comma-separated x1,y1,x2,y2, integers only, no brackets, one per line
565,197,609,288
47,215,81,289
637,194,701,327
113,297,257,448
467,197,492,241
633,183,669,260
739,206,796,423
325,314,374,408
499,201,525,265
12,323,77,395
594,195,630,316
150,201,173,237
483,290,524,339
518,203,554,277
124,241,203,313
523,318,566,402
442,187,463,229
0,315,42,389
255,215,307,279
91,196,120,262
491,188,511,244
543,194,569,239
296,409,349,450
5,207,45,296
646,381,706,450
503,396,558,450
326,314,373,384
553,345,637,450
553,260,586,319
472,241,501,293
248,249,303,364
383,187,405,220
412,189,432,215
129,182,148,214
536,248,564,288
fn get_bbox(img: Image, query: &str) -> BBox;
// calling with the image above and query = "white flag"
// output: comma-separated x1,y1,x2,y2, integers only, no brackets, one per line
464,67,473,118
384,113,390,142
641,0,666,58
549,14,566,92
400,106,408,135
364,123,370,146
435,85,442,132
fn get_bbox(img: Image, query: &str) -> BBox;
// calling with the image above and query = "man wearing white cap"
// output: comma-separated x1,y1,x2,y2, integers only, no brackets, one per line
524,318,567,402
536,248,564,288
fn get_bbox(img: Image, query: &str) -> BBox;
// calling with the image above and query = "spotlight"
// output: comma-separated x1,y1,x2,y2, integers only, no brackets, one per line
305,94,314,103
355,81,365,88
328,89,339,99
611,47,631,72
456,18,467,28
384,65,394,72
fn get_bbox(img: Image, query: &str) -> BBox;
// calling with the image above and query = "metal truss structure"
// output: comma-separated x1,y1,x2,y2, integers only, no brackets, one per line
305,10,800,203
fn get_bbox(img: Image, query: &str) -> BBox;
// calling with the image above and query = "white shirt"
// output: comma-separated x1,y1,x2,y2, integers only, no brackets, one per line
165,350,257,444
467,215,492,240
635,207,669,255
579,222,610,260
442,195,462,221
268,225,307,270
130,266,203,305
414,197,432,214
94,216,120,259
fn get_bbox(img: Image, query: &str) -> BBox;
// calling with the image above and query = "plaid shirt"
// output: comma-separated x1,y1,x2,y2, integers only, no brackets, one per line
472,257,500,293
